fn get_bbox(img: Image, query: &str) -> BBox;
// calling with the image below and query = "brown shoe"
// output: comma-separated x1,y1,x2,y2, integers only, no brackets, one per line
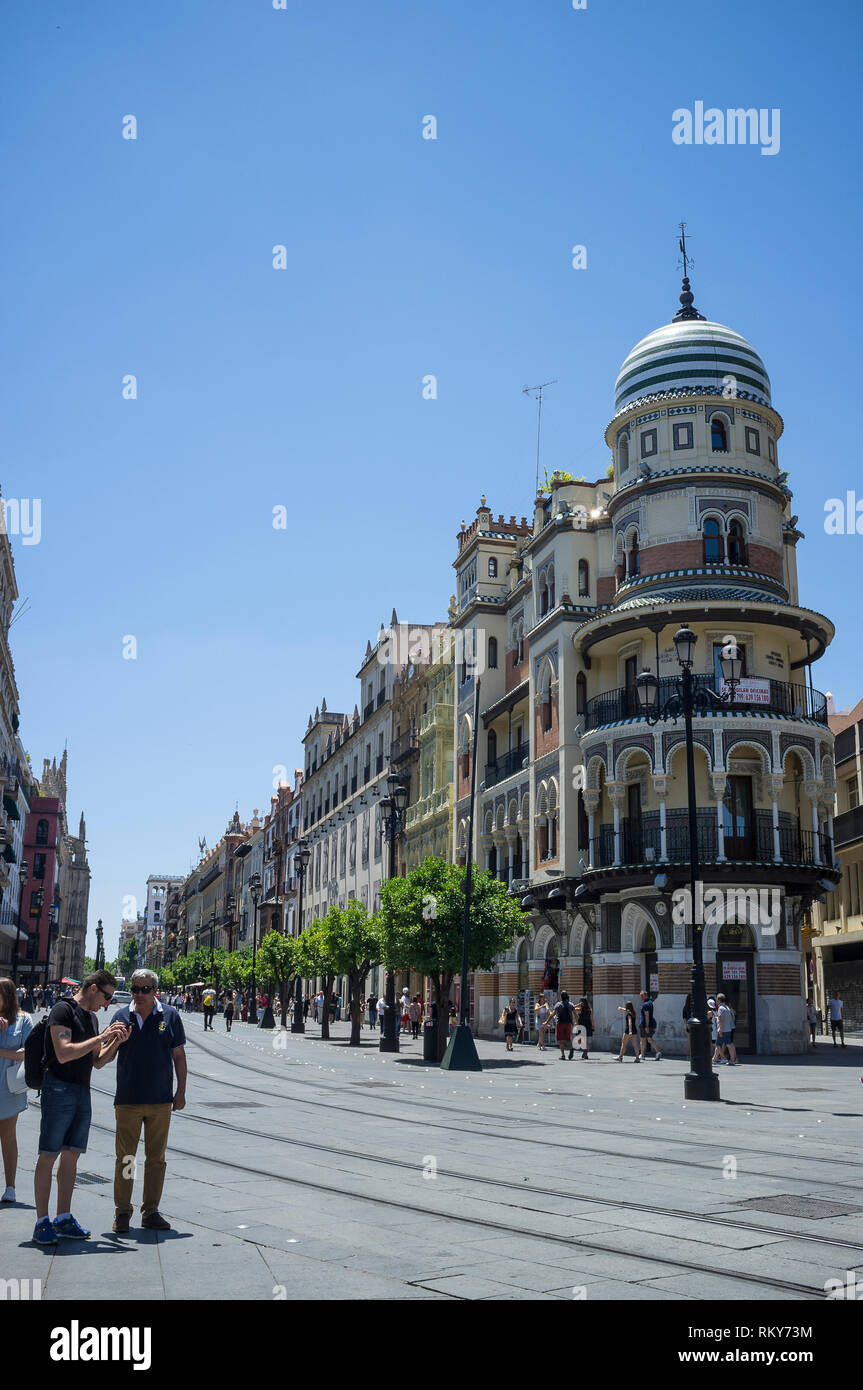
113,1213,131,1234
141,1211,172,1231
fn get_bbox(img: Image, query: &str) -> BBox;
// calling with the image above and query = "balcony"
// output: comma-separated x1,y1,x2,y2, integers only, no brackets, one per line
362,765,371,784
484,744,529,788
375,754,384,774
420,705,454,735
391,730,419,763
364,701,374,720
834,806,863,849
404,785,451,828
589,815,832,871
351,776,357,794
377,689,386,708
584,675,829,731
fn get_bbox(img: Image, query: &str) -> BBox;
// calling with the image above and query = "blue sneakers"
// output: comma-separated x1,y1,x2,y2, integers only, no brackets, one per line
53,1214,90,1240
32,1217,58,1245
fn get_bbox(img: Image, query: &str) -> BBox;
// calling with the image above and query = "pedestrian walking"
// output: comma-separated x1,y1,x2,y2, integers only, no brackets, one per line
499,997,522,1052
32,970,129,1245
807,996,818,1048
0,976,35,1203
708,997,721,1062
409,996,422,1040
617,1000,640,1061
715,994,738,1066
574,996,594,1060
535,993,551,1050
316,989,326,1025
549,992,575,1059
202,986,216,1031
110,968,187,1233
638,991,662,1060
400,989,410,1035
223,991,234,1032
829,991,845,1047
367,993,378,1029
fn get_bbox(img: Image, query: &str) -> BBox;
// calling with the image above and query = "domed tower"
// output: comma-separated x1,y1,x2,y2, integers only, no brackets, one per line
571,274,838,1056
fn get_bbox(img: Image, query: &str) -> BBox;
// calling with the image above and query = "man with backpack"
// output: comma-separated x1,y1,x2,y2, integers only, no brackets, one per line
30,970,130,1245
638,990,662,1061
550,991,576,1060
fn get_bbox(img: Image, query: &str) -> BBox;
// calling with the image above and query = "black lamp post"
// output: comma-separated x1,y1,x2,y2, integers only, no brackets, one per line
380,773,410,1054
249,872,262,1024
46,902,59,989
11,864,27,985
292,840,311,1033
636,626,742,1102
207,907,218,986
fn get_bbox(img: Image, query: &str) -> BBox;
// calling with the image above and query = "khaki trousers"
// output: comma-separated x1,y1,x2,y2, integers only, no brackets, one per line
114,1103,172,1218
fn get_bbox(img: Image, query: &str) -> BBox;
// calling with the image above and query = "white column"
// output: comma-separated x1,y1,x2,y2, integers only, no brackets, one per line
659,800,667,861
811,799,821,865
772,797,781,862
716,799,725,861
613,802,621,866
826,811,834,867
587,812,595,868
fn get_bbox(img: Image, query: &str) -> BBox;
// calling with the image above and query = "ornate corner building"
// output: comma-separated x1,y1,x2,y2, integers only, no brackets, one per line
456,276,837,1055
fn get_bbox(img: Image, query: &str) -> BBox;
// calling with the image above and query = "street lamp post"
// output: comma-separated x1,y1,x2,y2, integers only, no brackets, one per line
637,627,742,1103
292,841,311,1033
45,903,59,991
207,907,218,985
249,872,262,1024
11,864,28,986
379,773,409,1054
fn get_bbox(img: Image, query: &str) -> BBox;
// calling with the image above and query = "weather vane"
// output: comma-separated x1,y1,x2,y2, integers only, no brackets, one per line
677,221,694,278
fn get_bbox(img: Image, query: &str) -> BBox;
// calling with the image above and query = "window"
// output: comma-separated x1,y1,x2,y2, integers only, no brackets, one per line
703,517,723,563
30,890,42,918
768,437,776,464
727,518,747,565
673,422,693,449
745,427,760,455
710,416,729,451
488,730,498,766
34,852,46,879
640,428,657,458
488,556,498,578
488,636,498,668
848,778,859,811
541,688,553,733
578,559,589,596
576,672,586,716
627,535,640,576
618,435,629,471
36,819,49,846
539,578,549,617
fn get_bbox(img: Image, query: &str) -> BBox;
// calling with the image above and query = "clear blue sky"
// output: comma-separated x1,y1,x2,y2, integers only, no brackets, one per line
2,0,860,958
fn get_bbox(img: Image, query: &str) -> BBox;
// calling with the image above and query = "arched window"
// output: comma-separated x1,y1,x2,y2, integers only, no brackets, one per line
488,636,498,668
547,564,555,609
578,559,589,596
627,534,640,577
711,416,729,451
727,518,747,565
539,577,549,617
576,672,587,716
618,435,629,472
488,556,497,578
36,819,49,846
703,517,723,563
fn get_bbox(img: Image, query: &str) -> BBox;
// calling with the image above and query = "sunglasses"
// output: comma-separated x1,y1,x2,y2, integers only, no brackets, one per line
131,985,153,995
99,987,115,1003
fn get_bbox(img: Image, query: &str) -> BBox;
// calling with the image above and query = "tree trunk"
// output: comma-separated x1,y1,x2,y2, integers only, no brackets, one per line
348,967,368,1046
320,977,335,1040
434,972,455,1062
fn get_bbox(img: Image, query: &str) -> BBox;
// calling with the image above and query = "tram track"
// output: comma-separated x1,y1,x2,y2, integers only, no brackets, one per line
81,1107,825,1301
87,1078,863,1261
181,1029,863,1188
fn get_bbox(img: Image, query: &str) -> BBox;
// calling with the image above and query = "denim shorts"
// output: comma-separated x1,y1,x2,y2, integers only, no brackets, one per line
38,1073,92,1155
718,1031,733,1046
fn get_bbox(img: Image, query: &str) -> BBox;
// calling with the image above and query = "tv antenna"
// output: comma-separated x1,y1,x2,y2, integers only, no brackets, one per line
522,380,557,496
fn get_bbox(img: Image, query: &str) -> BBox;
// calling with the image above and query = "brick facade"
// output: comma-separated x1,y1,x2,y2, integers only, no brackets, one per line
756,963,803,996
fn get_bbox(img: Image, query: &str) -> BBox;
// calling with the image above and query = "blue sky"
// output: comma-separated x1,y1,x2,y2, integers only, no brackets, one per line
2,0,860,958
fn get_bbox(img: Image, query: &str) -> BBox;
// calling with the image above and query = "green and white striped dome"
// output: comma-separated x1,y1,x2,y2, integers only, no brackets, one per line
614,318,771,414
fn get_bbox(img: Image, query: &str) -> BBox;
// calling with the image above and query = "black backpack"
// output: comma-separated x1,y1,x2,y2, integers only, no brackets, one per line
24,1013,51,1090
558,1000,573,1025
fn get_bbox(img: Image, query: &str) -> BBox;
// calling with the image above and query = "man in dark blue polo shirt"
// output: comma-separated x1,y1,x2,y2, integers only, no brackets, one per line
111,968,187,1234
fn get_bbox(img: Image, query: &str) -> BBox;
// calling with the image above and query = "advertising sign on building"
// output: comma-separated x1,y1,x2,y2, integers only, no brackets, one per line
722,960,747,980
722,678,770,705
649,973,659,993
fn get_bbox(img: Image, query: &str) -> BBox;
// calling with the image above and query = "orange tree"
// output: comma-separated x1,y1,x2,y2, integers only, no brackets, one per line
294,916,338,1040
315,902,381,1046
377,858,529,1061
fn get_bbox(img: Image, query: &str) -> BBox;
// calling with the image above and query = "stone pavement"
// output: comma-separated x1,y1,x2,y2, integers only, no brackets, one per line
2,1013,862,1302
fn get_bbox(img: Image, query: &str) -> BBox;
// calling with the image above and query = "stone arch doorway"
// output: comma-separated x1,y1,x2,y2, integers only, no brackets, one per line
640,923,658,997
716,922,757,1053
517,938,529,993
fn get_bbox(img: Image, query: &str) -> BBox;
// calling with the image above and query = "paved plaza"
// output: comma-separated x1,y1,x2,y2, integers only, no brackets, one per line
3,1015,862,1302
